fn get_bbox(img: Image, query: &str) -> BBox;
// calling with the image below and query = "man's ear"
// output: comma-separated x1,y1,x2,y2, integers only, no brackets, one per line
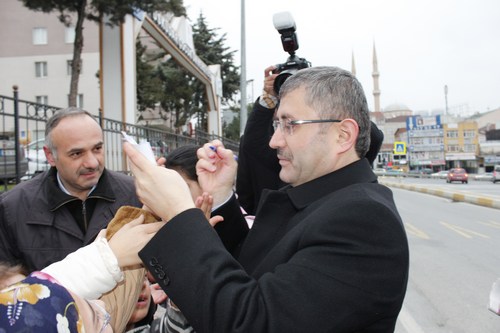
43,146,57,167
337,119,359,152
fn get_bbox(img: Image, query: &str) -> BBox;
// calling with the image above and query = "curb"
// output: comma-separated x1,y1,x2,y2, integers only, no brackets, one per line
380,180,500,210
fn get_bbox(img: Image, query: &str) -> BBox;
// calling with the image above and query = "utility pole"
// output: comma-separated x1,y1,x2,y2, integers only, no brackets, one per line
239,0,247,137
444,85,448,115
247,79,254,104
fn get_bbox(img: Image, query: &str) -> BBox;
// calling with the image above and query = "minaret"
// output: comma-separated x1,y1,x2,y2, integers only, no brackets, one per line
372,42,381,112
351,51,356,77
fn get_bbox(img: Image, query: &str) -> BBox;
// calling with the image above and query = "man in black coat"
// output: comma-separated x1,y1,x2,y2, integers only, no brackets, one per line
124,66,409,333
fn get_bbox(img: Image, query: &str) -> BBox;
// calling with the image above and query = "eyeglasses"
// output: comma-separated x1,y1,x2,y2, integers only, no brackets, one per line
87,300,111,333
272,119,342,136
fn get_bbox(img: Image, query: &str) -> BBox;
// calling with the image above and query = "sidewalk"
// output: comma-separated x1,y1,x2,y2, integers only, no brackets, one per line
380,179,500,210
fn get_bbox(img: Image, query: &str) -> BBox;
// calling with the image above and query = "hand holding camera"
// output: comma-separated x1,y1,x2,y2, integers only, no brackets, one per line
272,12,311,94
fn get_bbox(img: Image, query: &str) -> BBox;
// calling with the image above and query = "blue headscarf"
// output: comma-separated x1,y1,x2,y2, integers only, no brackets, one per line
0,271,83,332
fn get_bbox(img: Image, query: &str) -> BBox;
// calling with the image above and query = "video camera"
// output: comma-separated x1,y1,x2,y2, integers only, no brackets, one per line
272,12,311,94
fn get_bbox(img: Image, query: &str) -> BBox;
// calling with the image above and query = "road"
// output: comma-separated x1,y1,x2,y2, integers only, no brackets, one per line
392,186,500,332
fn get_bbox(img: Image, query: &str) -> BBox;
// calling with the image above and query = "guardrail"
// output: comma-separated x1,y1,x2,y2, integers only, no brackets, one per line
380,180,500,210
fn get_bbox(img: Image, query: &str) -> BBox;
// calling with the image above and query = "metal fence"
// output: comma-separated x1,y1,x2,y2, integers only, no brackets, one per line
0,89,239,192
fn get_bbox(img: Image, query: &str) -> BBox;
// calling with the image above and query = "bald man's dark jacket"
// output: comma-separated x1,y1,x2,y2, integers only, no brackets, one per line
0,168,141,272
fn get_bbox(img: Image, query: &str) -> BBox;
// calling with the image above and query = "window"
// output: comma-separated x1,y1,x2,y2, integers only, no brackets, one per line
463,130,475,138
77,94,84,108
35,61,48,78
68,94,84,108
464,145,476,152
446,131,458,138
36,95,48,105
33,28,47,45
65,26,75,44
67,60,83,75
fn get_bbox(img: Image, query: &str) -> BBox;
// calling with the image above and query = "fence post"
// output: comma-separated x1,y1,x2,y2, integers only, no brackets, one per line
13,85,21,184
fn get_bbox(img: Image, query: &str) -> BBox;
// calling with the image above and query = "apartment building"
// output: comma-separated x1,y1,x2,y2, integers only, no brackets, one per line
407,115,446,171
0,0,100,114
443,121,479,171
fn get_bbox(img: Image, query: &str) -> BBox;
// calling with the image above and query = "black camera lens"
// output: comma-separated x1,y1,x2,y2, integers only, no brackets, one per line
273,71,294,94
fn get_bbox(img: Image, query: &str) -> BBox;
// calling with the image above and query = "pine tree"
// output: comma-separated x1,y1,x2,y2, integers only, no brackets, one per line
192,13,240,130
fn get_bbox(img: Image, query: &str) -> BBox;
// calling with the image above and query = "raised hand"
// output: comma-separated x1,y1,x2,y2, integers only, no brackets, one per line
196,140,237,207
195,192,224,227
123,142,195,222
107,215,166,267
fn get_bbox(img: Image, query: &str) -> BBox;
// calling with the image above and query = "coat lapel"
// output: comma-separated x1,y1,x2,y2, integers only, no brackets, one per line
237,189,297,273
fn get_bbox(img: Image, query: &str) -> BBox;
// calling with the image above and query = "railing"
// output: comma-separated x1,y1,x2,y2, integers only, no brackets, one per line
0,90,239,192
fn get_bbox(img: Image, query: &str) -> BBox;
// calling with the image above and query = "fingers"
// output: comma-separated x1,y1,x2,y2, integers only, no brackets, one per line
263,77,278,97
195,192,214,221
123,142,151,175
156,156,166,167
96,229,107,240
209,215,224,227
195,193,224,227
141,221,166,234
264,65,277,77
198,141,234,163
196,141,234,174
128,214,145,227
151,285,168,304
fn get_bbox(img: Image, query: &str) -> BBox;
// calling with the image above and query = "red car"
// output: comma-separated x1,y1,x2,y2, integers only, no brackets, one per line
446,168,468,184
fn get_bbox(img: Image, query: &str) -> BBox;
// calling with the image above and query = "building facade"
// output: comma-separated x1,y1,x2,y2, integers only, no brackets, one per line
0,0,100,115
443,121,479,171
407,115,445,170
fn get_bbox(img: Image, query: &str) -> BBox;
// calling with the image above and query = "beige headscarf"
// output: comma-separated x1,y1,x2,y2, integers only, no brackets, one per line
100,206,159,333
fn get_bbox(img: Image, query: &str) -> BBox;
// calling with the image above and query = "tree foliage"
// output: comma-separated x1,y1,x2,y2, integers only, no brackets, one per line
192,13,240,104
136,12,240,133
136,40,163,111
222,105,242,141
19,0,179,107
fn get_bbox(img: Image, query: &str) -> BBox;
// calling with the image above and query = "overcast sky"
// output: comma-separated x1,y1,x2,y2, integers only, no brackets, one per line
183,0,500,115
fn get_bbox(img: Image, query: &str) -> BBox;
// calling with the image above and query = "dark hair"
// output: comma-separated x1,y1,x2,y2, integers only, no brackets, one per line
280,66,371,158
164,145,199,182
0,262,27,289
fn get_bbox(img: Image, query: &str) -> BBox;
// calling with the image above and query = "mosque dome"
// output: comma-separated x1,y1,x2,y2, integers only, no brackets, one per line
383,103,413,118
384,103,411,112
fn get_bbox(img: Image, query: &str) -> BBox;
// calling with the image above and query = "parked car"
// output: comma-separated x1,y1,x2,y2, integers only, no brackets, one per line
493,165,500,184
24,138,50,178
0,135,29,183
385,168,405,177
406,169,421,177
373,168,387,176
406,168,433,178
431,170,449,179
150,140,168,159
473,172,493,181
446,168,468,184
420,168,433,175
